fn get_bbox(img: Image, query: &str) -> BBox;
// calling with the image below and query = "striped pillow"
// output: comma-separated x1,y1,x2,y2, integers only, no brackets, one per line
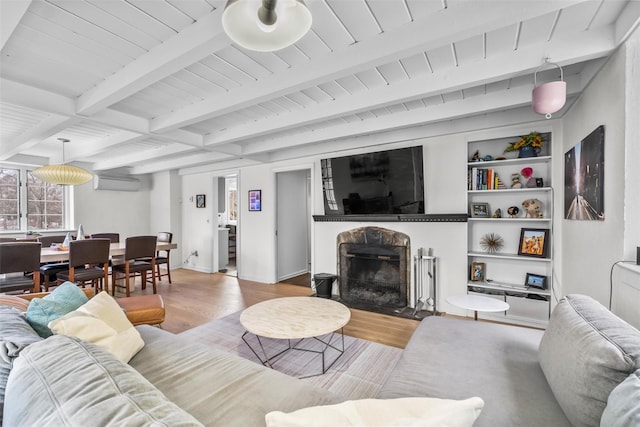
0,295,29,313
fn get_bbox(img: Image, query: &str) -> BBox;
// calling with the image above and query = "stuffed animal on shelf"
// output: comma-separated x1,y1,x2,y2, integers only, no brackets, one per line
522,198,543,218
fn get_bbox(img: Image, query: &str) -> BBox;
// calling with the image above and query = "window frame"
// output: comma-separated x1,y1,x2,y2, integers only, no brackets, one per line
0,165,74,233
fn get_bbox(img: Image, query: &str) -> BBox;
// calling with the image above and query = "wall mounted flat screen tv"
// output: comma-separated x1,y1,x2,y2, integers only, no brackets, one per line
321,146,424,216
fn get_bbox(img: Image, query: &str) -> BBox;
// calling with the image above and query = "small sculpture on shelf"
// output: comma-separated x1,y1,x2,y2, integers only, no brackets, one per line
522,198,544,218
492,208,502,218
511,173,522,189
471,150,480,162
507,206,520,218
480,232,504,253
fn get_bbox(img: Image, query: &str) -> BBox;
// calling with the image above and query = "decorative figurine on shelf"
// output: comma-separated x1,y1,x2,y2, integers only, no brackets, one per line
471,150,480,162
520,167,539,188
522,198,544,218
492,208,502,218
480,232,504,253
483,155,494,161
511,173,522,188
495,176,507,189
507,206,520,218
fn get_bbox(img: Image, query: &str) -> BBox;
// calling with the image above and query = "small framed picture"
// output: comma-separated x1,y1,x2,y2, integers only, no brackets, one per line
469,202,490,218
470,262,486,281
525,273,547,289
196,194,206,208
518,228,549,258
249,190,261,212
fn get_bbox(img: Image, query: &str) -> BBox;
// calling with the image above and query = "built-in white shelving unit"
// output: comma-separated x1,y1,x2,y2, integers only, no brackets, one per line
466,132,554,328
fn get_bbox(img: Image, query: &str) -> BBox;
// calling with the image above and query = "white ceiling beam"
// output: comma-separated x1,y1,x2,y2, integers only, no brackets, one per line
0,115,79,161
130,150,236,175
150,0,587,133
242,78,582,156
76,9,227,116
614,0,640,44
265,105,552,165
205,26,613,147
0,0,31,51
0,78,205,149
92,145,200,171
66,131,146,162
178,158,264,176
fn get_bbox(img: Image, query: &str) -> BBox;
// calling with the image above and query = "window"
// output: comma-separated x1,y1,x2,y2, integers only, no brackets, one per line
0,167,68,232
0,168,19,231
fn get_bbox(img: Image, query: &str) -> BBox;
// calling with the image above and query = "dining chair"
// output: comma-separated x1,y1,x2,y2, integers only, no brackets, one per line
0,242,41,293
138,232,173,284
90,233,120,243
111,235,157,297
38,235,68,247
37,235,70,291
56,239,110,292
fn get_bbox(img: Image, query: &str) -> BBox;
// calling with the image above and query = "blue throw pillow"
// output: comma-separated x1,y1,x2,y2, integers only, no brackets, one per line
26,282,88,338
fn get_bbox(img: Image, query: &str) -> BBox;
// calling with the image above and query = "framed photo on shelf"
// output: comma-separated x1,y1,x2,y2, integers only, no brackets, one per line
518,228,549,258
195,194,206,208
525,273,547,289
248,190,262,212
470,262,486,281
469,202,490,218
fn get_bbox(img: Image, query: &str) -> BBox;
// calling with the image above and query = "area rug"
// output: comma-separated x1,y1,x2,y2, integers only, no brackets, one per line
179,311,402,399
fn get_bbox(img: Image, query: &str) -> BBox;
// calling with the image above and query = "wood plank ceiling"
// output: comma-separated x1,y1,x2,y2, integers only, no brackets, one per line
1,0,638,176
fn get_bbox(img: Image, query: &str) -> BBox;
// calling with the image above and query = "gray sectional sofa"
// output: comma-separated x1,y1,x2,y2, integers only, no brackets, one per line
2,294,639,426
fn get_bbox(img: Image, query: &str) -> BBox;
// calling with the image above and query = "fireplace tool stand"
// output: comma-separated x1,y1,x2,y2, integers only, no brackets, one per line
413,248,438,318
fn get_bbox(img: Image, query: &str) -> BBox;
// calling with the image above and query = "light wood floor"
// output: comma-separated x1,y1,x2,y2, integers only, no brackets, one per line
120,268,420,349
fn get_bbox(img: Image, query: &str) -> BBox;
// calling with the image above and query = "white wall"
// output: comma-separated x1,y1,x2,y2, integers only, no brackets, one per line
74,175,151,239
149,170,182,269
560,40,627,304
624,28,640,261
180,172,222,273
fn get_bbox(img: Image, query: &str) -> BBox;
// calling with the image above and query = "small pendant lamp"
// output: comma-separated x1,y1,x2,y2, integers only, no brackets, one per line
532,59,566,119
222,0,312,52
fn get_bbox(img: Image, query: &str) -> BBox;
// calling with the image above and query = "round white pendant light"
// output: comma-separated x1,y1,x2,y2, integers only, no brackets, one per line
222,0,312,52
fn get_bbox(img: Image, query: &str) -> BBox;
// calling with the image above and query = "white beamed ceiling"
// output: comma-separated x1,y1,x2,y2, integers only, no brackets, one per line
1,0,638,176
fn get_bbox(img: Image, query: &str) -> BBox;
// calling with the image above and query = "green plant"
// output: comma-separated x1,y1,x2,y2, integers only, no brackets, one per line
504,132,544,153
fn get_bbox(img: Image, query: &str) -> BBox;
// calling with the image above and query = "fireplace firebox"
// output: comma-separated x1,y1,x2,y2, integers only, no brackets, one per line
337,227,410,310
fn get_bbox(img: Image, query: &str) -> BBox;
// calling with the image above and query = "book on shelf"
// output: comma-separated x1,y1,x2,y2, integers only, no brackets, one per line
469,168,501,190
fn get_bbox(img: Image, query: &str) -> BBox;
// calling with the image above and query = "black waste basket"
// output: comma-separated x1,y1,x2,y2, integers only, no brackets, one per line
313,273,336,299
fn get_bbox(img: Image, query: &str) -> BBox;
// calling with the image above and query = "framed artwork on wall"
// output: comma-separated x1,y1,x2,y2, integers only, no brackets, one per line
196,194,206,208
564,125,605,220
249,190,261,212
518,228,549,258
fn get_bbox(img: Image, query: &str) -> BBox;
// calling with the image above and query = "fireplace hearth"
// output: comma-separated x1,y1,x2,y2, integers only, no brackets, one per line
337,227,410,311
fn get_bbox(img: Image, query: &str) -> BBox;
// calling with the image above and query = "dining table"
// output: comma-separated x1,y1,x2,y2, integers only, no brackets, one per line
40,241,177,264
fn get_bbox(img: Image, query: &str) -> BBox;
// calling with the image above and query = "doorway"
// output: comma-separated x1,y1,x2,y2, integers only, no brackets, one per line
217,174,238,277
276,169,311,286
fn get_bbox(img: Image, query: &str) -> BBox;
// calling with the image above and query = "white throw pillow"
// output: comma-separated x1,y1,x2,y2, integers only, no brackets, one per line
48,291,144,363
265,396,484,427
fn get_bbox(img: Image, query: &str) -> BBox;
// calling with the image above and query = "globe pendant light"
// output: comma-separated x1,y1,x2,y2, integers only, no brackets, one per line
532,59,566,119
32,138,92,186
222,0,312,52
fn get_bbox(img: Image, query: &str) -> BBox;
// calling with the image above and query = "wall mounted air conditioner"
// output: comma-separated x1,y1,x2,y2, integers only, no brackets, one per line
93,175,141,192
